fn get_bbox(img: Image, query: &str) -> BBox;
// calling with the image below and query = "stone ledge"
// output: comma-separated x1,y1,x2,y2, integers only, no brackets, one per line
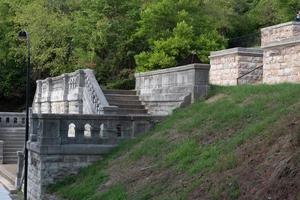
0,112,25,116
31,113,166,120
261,21,300,32
262,35,300,49
28,142,117,155
135,64,210,77
209,47,263,58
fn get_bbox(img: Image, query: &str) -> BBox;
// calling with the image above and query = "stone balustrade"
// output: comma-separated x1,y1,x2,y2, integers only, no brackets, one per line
27,113,164,200
135,64,210,115
0,112,25,128
33,69,113,115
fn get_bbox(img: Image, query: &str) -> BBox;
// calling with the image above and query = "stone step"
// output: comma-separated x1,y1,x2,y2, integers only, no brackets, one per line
3,152,18,157
3,157,17,164
3,140,25,145
111,104,145,109
117,108,148,115
0,165,15,186
108,99,143,106
103,89,136,95
0,173,16,194
105,94,139,101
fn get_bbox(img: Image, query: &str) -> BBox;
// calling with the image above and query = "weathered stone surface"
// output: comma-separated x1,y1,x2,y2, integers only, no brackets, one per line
135,64,210,115
27,113,165,200
33,69,112,115
261,21,300,84
209,48,263,86
0,112,25,128
261,21,300,47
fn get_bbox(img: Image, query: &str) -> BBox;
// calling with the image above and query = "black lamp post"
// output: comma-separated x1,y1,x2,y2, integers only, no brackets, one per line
18,31,30,200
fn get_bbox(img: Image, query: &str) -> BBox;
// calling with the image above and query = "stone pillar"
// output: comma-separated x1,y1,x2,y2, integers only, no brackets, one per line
261,21,300,83
209,48,263,86
44,78,52,113
78,70,85,114
0,140,3,164
62,74,69,114
33,81,42,114
15,151,24,189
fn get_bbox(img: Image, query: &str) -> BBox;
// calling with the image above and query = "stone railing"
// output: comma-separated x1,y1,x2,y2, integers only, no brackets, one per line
27,113,164,200
29,113,163,147
135,64,210,115
0,112,26,128
33,69,113,115
237,65,263,85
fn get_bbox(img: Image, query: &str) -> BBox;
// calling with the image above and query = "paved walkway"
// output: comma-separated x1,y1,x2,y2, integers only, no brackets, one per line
0,185,12,200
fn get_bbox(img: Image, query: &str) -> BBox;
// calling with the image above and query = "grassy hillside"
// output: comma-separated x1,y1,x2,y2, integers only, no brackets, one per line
49,84,300,200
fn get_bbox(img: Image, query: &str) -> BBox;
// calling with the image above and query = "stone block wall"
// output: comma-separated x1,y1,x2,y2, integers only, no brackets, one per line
261,21,300,47
27,113,164,200
209,48,263,86
237,66,263,85
261,21,300,84
135,64,210,115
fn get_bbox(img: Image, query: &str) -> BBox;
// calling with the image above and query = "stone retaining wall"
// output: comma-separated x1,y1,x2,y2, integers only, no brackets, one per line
27,113,164,200
261,21,300,84
135,64,210,115
209,48,263,86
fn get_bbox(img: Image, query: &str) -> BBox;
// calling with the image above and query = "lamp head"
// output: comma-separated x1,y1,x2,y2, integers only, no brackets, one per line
18,31,28,41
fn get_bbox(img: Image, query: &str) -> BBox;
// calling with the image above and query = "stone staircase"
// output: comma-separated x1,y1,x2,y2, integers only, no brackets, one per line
103,90,148,115
0,127,25,164
0,164,17,193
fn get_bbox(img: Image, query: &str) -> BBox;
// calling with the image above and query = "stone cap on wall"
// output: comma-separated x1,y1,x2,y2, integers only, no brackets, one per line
261,21,300,47
135,63,210,77
260,21,300,32
209,47,263,58
262,34,300,49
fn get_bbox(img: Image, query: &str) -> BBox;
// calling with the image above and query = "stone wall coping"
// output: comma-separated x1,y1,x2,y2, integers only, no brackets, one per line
262,35,300,49
27,142,117,155
0,112,25,116
36,69,92,83
209,47,263,58
261,21,300,32
135,63,210,77
31,113,166,120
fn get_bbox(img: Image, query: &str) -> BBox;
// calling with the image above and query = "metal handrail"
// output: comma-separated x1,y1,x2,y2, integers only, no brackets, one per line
237,65,263,85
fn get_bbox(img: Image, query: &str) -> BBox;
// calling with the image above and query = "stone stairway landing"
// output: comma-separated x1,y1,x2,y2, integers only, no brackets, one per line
103,90,148,115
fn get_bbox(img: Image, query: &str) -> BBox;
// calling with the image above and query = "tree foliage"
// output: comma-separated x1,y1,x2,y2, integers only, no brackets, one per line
0,0,299,98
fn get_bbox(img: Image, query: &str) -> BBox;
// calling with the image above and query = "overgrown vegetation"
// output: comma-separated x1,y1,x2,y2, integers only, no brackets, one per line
0,0,299,101
49,84,300,200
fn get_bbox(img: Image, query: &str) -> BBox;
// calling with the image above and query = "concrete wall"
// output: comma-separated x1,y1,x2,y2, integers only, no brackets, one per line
32,69,113,115
27,113,164,200
135,64,210,115
261,21,300,84
209,48,263,86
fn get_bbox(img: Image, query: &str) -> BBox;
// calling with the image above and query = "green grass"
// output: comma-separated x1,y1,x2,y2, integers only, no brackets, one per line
49,84,300,200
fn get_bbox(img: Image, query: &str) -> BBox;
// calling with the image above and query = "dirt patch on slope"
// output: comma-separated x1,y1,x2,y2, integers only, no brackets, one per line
188,119,300,200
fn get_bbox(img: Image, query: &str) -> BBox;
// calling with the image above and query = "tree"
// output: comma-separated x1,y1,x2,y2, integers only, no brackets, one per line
134,0,230,72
